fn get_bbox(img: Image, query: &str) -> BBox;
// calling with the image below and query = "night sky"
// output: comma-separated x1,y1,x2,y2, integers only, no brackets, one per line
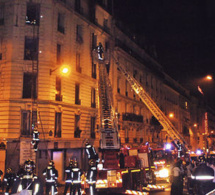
113,0,215,108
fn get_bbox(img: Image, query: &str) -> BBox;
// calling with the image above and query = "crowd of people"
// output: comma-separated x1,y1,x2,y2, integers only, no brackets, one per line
170,155,215,195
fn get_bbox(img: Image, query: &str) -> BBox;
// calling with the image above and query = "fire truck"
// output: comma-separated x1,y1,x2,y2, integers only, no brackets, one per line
84,43,189,194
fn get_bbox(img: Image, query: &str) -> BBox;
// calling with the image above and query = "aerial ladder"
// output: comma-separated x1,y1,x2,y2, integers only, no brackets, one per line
114,51,189,152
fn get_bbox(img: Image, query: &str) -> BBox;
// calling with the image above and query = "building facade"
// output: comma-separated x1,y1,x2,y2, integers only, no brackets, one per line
0,0,213,182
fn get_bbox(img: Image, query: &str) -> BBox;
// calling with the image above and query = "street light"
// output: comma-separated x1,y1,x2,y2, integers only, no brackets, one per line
50,64,70,76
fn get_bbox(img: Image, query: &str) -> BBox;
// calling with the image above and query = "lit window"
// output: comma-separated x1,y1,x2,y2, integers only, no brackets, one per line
185,101,188,109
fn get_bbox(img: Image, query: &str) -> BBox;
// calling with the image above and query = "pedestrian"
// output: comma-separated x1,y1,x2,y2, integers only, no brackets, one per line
43,160,58,195
170,159,184,195
64,159,74,195
3,168,16,195
86,159,97,195
71,160,83,195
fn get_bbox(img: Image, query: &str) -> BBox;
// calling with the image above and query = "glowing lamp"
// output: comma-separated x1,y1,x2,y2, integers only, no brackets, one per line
165,143,172,150
196,150,202,155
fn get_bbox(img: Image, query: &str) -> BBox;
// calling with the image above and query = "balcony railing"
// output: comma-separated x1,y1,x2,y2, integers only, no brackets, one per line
122,112,143,123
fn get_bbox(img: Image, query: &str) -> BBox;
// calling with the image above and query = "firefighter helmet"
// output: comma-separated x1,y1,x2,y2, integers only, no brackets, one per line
89,159,95,167
73,160,78,168
6,168,12,173
85,140,90,146
69,159,74,167
24,159,35,172
49,160,55,167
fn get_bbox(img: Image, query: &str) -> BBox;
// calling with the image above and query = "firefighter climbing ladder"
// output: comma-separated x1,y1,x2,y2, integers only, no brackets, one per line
114,55,189,151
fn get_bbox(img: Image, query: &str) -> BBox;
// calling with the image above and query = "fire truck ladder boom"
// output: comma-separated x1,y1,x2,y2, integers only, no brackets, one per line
116,61,189,151
98,60,120,150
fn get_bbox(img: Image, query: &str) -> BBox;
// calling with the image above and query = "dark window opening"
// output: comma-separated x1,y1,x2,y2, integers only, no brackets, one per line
0,4,4,25
55,76,62,101
76,53,82,73
0,53,2,60
92,63,96,79
91,88,96,108
74,115,81,138
92,33,97,50
57,44,61,65
75,83,81,105
58,13,65,34
24,37,38,60
90,117,96,139
76,25,83,43
106,63,110,75
26,3,40,25
55,112,62,138
21,110,37,136
22,72,37,99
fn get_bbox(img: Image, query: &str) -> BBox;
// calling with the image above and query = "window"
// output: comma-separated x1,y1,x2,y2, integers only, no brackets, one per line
76,52,81,73
57,44,62,64
92,63,96,79
75,83,81,105
22,72,37,99
92,33,97,50
91,88,96,108
55,112,62,138
75,0,82,13
26,3,40,25
90,117,96,139
56,76,62,101
74,115,81,138
58,13,65,34
76,25,83,43
21,110,37,136
103,19,109,32
125,80,128,96
117,78,120,93
0,53,2,60
0,4,4,25
24,37,38,60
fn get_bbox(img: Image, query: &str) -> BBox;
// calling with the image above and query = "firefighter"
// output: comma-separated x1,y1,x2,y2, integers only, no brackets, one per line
31,126,40,152
3,168,16,195
86,159,97,195
0,169,3,189
85,141,99,165
43,160,58,195
97,42,104,60
71,160,82,195
16,164,25,179
11,159,43,194
64,159,74,195
191,161,214,195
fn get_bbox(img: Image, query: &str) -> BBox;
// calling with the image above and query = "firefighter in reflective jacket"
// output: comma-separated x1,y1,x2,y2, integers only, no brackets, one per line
86,160,97,195
43,160,58,195
191,162,214,195
97,42,104,60
3,168,16,195
11,159,43,195
64,159,74,195
71,160,83,195
31,126,39,152
85,141,99,165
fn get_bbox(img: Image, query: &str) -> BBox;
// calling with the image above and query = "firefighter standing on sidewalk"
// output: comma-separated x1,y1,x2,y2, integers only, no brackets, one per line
3,168,16,195
71,160,82,195
86,159,97,195
64,159,74,195
43,160,58,195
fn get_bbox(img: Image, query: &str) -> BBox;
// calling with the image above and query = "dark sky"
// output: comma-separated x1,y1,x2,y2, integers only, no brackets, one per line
113,0,215,107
